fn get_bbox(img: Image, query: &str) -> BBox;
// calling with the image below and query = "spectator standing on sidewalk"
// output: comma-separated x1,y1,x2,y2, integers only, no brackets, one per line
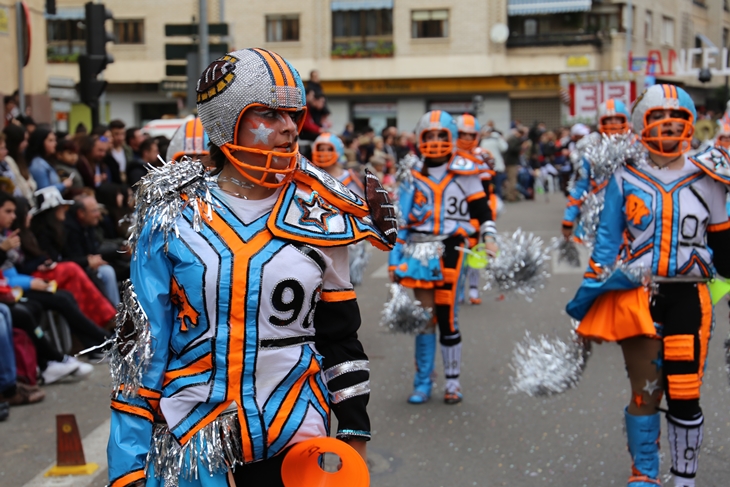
503,126,527,202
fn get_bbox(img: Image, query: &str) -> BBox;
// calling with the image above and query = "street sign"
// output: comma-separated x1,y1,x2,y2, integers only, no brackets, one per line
49,87,78,101
160,80,187,93
49,77,76,88
165,43,227,60
165,23,228,37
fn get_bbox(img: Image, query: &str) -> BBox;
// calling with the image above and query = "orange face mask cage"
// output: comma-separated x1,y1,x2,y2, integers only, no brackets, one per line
170,150,210,162
716,137,730,149
220,104,306,188
312,142,339,167
598,116,630,135
456,136,478,152
640,109,695,158
419,130,454,159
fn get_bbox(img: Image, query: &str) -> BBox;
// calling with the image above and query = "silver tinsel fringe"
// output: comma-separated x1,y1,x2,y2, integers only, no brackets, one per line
556,239,581,268
146,413,243,486
380,283,432,334
595,259,650,285
509,321,592,397
108,281,153,400
349,241,371,286
129,157,213,254
482,229,554,301
576,191,603,248
402,240,445,267
396,153,421,185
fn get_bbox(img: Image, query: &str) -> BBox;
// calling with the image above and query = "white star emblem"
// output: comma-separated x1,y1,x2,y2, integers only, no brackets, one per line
642,379,660,396
249,123,274,145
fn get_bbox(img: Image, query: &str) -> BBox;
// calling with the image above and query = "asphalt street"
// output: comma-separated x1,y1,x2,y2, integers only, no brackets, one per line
2,194,730,487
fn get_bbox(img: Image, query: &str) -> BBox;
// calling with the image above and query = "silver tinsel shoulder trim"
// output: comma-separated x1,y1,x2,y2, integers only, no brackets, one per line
482,229,554,301
380,284,432,334
576,191,603,248
396,153,421,185
129,157,213,254
509,321,592,397
147,412,242,485
108,281,152,399
349,241,371,286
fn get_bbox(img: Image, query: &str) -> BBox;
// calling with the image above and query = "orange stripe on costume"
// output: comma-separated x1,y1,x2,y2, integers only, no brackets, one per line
162,352,213,386
308,375,330,416
430,110,441,124
414,171,455,235
606,99,615,111
268,356,321,446
708,220,730,232
466,191,487,203
110,470,146,487
111,401,154,422
199,206,273,461
663,335,695,361
697,283,713,385
252,48,286,86
667,373,701,400
320,289,357,302
267,50,297,87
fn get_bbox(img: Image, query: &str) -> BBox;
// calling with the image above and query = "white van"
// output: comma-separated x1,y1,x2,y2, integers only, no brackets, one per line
141,119,187,139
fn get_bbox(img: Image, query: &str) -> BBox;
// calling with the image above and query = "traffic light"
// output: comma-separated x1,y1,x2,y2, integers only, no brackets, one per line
78,2,114,121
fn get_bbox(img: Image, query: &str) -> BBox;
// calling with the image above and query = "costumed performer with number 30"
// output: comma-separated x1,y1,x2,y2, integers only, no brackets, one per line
388,111,497,405
106,48,397,487
567,84,730,487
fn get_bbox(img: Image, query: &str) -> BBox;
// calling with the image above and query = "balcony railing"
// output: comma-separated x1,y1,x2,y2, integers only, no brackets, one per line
507,32,603,48
331,38,394,58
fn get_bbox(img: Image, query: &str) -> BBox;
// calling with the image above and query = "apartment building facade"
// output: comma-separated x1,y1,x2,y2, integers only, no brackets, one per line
44,0,730,133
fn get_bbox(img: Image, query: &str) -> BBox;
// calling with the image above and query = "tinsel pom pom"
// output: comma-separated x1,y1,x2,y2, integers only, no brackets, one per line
380,283,432,334
402,240,445,266
583,132,637,182
482,229,554,301
349,241,371,286
509,321,592,397
396,153,421,185
557,238,581,268
576,191,603,248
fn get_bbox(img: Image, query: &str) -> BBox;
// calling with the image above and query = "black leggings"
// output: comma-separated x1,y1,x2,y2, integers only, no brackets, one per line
24,290,109,349
9,300,64,370
231,450,288,487
434,236,466,347
650,282,711,420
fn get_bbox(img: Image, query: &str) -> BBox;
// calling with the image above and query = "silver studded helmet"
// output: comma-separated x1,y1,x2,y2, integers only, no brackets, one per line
196,48,306,187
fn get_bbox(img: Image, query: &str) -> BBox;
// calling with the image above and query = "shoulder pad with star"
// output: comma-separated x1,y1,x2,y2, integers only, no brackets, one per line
688,146,730,185
447,154,481,175
294,157,370,217
267,177,393,251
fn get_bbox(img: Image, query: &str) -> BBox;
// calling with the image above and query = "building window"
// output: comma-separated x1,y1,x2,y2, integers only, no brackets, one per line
723,27,729,48
644,11,652,42
266,14,299,42
331,9,393,57
524,18,537,36
662,16,674,46
114,19,144,44
411,9,449,38
725,0,729,12
47,19,86,61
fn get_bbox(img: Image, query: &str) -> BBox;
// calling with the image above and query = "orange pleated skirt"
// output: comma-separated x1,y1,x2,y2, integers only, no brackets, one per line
576,287,658,342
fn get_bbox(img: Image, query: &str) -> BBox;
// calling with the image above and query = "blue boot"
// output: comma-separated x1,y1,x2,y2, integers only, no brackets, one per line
408,333,436,404
625,408,661,487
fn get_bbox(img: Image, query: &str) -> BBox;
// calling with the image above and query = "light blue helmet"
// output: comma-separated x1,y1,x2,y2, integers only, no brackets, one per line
312,132,346,167
631,84,696,157
597,99,631,134
166,116,210,161
414,110,458,158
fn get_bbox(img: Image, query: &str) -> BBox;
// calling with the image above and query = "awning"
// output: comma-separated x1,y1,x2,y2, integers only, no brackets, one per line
45,7,84,20
508,0,592,16
696,33,717,48
331,0,393,11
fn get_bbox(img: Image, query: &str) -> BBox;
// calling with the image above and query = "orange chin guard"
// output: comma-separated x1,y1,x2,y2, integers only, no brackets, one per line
599,116,630,135
281,437,370,487
312,143,339,167
220,143,300,188
640,109,695,158
419,131,454,159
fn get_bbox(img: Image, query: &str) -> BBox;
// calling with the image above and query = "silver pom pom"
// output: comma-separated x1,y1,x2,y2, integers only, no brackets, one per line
380,283,432,334
482,229,554,301
108,281,153,399
509,321,592,397
348,241,371,286
402,240,445,266
557,238,581,268
583,132,636,182
396,153,421,185
129,157,214,254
